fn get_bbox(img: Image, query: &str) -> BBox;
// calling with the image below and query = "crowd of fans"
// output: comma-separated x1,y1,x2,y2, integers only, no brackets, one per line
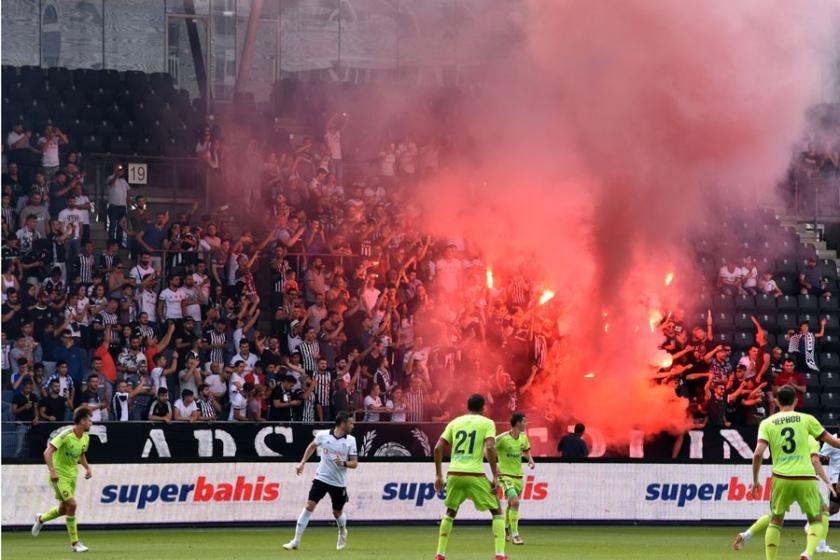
1,104,548,430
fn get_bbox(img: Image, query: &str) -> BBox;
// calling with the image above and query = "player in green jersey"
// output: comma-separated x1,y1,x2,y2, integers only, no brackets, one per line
495,412,535,545
750,385,840,560
31,406,93,553
434,394,506,560
734,434,836,553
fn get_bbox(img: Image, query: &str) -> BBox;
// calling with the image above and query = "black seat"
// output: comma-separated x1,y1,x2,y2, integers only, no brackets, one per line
804,372,821,390
754,312,777,332
733,331,754,350
821,412,839,428
777,313,798,334
776,258,797,274
734,313,754,330
755,293,777,311
106,135,131,154
162,137,188,157
799,294,819,311
821,259,838,280
803,391,821,410
823,313,840,334
735,294,755,312
822,392,840,412
714,311,735,331
81,134,104,153
798,313,819,331
821,335,840,353
777,295,798,311
777,274,797,295
820,296,839,311
135,137,160,156
715,332,733,345
821,352,840,371
713,293,735,312
821,371,840,389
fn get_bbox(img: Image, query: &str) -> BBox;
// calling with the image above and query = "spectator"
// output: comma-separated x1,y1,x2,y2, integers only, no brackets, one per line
37,125,68,180
110,379,147,422
247,384,267,423
148,387,173,423
230,382,251,422
150,351,178,392
45,361,75,414
717,261,742,296
268,374,302,421
106,163,130,243
789,319,827,373
363,383,391,421
38,379,67,422
738,256,758,295
12,378,39,422
390,387,408,422
174,389,200,422
557,423,589,458
196,383,221,420
800,257,830,297
773,358,807,409
79,373,109,422
311,358,333,421
758,272,783,298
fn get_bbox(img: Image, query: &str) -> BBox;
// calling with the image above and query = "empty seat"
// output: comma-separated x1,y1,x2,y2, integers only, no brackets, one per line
162,137,187,157
798,244,818,259
821,371,840,389
821,296,840,311
822,335,840,353
713,293,735,312
81,134,104,153
821,259,838,280
823,314,840,334
714,332,733,345
777,274,797,295
821,412,839,427
713,311,735,331
822,392,840,411
734,313,754,330
798,294,818,311
755,293,777,311
733,331,754,350
106,135,131,154
803,391,821,410
735,294,755,311
135,137,159,156
821,353,840,370
777,313,798,334
777,295,799,311
804,372,821,390
776,258,797,274
754,313,777,332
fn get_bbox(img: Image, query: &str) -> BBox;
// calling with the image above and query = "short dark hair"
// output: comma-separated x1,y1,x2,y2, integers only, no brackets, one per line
197,383,208,393
73,406,92,424
510,412,526,427
574,423,585,435
467,393,485,413
335,411,352,426
182,389,194,398
158,387,168,396
783,357,795,365
283,374,297,384
87,373,100,381
777,385,797,407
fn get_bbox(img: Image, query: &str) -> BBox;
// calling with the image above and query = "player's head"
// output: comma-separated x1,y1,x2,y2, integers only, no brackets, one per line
510,411,526,430
467,393,485,413
74,406,93,431
335,410,355,434
777,385,797,407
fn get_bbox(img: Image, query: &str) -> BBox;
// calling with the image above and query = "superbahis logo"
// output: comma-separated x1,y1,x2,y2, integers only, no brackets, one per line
101,475,280,510
645,477,773,508
382,476,549,507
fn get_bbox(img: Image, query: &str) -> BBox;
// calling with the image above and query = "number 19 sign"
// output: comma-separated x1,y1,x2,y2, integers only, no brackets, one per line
127,163,148,184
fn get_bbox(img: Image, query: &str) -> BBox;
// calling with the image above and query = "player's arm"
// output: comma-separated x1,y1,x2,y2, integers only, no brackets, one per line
296,440,318,476
752,439,768,498
339,454,359,469
485,437,500,489
524,447,535,470
820,432,840,449
44,443,60,481
79,453,92,479
434,435,450,494
812,452,837,496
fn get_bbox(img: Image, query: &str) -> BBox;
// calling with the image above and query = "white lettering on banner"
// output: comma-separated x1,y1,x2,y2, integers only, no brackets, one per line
255,426,293,456
193,430,237,457
1,462,812,526
689,430,703,458
720,430,753,459
215,430,237,456
141,429,171,458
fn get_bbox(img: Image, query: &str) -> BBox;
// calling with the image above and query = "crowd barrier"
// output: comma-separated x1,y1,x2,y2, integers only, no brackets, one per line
1,461,789,527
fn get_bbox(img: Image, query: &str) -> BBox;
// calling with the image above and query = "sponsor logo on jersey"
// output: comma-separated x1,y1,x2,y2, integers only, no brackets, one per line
101,475,280,509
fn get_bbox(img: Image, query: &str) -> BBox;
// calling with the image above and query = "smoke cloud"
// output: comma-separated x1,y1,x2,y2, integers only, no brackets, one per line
411,0,839,444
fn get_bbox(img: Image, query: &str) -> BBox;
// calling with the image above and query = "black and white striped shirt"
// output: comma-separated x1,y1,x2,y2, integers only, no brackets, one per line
204,330,226,365
302,391,316,423
312,370,332,407
112,392,130,421
406,389,425,422
198,397,217,420
298,340,319,374
78,254,95,284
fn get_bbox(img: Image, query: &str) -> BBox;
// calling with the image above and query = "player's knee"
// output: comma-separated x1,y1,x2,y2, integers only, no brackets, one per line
332,510,343,518
771,516,785,526
447,508,458,519
66,500,77,515
509,496,520,508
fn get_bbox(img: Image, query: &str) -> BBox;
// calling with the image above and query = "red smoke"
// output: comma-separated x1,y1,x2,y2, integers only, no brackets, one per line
414,1,838,444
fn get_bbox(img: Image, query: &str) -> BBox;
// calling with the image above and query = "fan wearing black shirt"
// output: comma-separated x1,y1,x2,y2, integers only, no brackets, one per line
269,375,304,421
2,288,24,339
12,379,39,422
39,379,67,421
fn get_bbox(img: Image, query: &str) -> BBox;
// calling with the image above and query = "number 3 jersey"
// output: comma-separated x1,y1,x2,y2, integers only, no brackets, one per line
313,430,358,488
441,414,497,475
758,410,826,478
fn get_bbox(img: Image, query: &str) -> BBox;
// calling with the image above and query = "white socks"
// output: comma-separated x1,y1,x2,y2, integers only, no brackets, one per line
336,513,347,531
294,509,312,542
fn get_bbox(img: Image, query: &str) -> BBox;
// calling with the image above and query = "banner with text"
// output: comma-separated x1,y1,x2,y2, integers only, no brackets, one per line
1,462,796,526
20,422,762,462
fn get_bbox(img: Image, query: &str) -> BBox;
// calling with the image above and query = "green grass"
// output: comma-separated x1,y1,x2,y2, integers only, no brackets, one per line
0,525,820,559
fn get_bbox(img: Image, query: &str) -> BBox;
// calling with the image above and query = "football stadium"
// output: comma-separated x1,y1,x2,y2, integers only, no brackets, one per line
3,1,840,559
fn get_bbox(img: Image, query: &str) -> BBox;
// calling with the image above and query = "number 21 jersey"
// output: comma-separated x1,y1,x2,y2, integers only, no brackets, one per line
441,414,496,475
757,410,826,478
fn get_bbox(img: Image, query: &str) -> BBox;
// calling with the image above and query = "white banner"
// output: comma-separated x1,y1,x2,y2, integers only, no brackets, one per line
0,462,813,526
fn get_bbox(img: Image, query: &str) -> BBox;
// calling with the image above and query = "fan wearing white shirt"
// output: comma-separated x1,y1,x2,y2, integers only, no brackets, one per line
174,389,199,422
284,412,358,552
157,275,186,322
717,262,743,297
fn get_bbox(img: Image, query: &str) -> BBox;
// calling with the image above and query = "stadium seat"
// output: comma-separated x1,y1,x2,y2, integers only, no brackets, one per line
821,352,840,370
798,313,819,331
764,333,777,348
106,135,131,154
821,371,840,390
81,134,104,153
755,293,776,311
822,392,840,411
777,295,798,312
804,372,821,390
696,292,711,311
798,244,818,259
777,313,798,334
163,137,188,157
713,311,735,331
821,296,840,311
821,412,839,428
735,294,755,311
798,294,818,311
776,258,797,274
821,335,840,353
822,313,840,334
777,274,797,295
803,391,821,411
734,313,755,330
712,294,735,312
733,331,754,350
754,312,777,332
821,259,838,280
136,137,159,156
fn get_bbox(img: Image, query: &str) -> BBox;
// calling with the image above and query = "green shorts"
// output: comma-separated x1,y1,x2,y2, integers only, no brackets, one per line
444,474,500,512
770,477,823,519
50,476,76,502
499,475,523,499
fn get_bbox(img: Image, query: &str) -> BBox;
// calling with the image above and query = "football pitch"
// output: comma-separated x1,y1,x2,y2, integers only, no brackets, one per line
0,524,820,559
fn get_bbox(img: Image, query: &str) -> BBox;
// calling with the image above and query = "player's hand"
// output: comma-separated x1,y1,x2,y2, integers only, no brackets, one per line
827,481,837,497
491,475,500,491
84,468,92,480
334,456,345,467
295,463,305,476
434,476,444,494
751,483,762,499
50,470,59,482
528,459,535,470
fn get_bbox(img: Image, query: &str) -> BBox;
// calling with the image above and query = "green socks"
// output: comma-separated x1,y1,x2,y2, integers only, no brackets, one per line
66,516,78,544
40,506,62,523
765,523,781,560
436,515,454,556
807,520,823,557
509,508,520,536
492,515,506,556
